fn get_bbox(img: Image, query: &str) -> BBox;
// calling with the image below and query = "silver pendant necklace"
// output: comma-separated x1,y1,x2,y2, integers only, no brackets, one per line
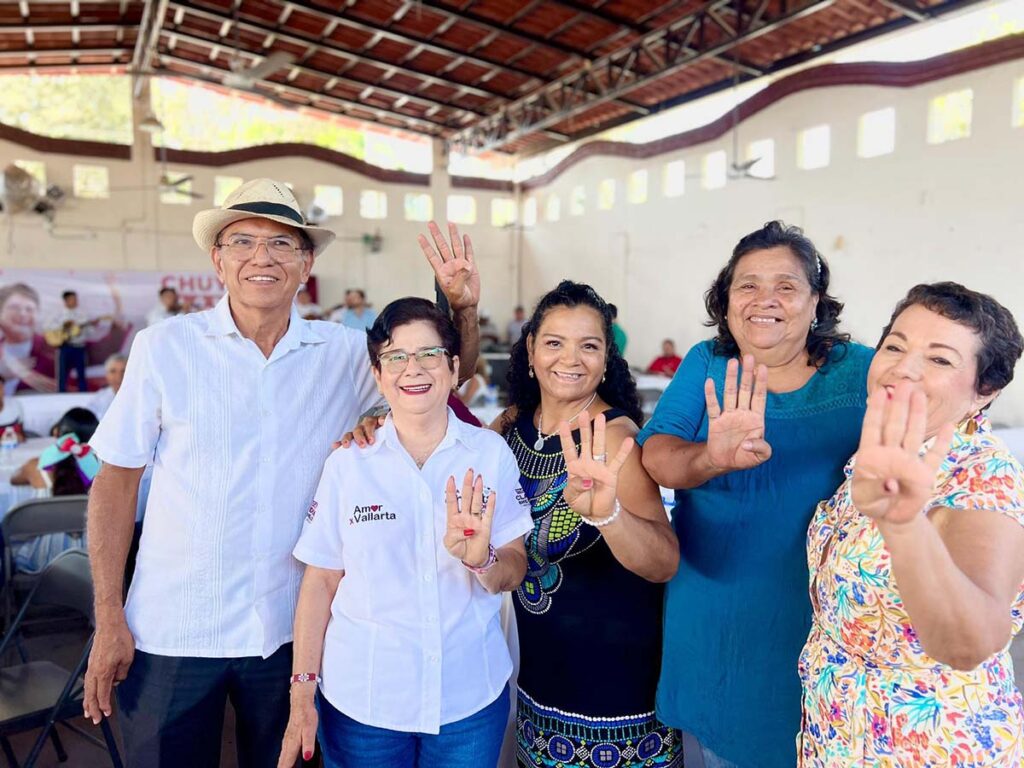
533,392,598,451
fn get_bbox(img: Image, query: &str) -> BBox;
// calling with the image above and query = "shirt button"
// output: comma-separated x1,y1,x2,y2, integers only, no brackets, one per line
429,655,439,663
423,573,432,583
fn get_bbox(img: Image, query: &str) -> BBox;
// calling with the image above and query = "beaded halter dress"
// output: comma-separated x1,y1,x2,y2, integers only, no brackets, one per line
505,408,683,768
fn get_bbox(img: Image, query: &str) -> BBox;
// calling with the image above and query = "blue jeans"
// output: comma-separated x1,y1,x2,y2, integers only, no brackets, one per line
317,684,510,768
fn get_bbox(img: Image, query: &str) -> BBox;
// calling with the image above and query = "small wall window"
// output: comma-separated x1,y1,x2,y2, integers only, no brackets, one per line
522,197,537,227
545,195,561,222
404,193,433,222
927,89,972,144
702,150,727,190
214,175,244,206
313,185,343,217
491,198,517,227
663,160,685,197
798,125,831,170
13,160,46,187
160,173,194,205
858,108,896,158
597,179,616,210
73,164,109,199
745,139,775,178
360,190,387,220
627,170,648,204
447,195,477,225
569,185,585,216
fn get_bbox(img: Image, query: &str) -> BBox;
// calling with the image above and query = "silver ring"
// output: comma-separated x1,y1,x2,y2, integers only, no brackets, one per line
592,453,607,463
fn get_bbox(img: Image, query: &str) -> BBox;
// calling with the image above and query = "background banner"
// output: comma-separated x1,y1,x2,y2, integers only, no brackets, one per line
0,268,226,394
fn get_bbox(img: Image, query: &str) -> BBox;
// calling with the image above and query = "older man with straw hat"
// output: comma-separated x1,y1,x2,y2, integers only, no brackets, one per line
82,179,482,767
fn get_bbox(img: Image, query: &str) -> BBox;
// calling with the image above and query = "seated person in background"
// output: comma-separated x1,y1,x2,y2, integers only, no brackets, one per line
506,305,527,344
330,288,378,330
458,357,490,407
0,374,26,438
87,354,128,420
11,407,99,489
9,407,100,573
647,338,683,377
610,303,628,356
478,312,502,347
295,287,322,319
146,287,181,327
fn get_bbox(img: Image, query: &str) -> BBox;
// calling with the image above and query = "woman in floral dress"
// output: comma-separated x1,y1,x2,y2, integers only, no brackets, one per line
800,282,1024,766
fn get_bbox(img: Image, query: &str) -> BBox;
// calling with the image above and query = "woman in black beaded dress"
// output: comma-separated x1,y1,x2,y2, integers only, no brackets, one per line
496,281,682,768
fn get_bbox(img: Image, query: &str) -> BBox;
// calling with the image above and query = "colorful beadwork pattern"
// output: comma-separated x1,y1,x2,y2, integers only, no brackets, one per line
799,414,1024,766
517,690,684,768
508,425,603,616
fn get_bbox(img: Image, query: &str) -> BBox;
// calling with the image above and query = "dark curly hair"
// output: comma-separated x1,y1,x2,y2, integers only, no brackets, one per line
505,280,643,432
878,282,1023,400
704,220,850,368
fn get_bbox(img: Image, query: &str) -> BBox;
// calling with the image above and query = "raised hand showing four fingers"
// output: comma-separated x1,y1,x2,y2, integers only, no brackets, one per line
705,354,771,471
443,469,496,568
558,412,634,521
418,221,480,312
851,382,954,525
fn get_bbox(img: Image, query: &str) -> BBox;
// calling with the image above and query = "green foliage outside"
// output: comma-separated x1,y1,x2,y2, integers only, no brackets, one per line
0,74,133,144
151,78,366,158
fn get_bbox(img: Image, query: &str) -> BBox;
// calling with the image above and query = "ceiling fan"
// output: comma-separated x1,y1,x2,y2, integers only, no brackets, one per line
110,141,204,200
221,4,295,92
223,49,296,90
725,59,775,182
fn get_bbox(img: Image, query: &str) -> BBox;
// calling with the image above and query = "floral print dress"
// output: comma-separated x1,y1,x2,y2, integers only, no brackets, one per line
799,414,1024,766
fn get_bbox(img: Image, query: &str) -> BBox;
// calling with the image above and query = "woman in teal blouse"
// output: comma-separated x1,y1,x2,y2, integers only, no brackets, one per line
639,221,872,768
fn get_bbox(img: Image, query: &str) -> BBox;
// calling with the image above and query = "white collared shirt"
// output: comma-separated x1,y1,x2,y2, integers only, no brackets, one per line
90,296,380,658
293,410,533,734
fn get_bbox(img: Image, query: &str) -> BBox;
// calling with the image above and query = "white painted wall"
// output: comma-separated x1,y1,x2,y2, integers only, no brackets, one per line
2,55,1023,422
519,58,1024,425
0,139,519,324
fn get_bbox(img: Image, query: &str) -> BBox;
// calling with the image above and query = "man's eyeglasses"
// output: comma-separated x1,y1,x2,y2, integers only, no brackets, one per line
378,347,450,373
215,234,308,263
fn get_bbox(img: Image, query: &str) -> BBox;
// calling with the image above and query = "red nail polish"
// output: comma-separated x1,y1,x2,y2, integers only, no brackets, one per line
463,528,475,536
304,750,313,760
581,479,593,489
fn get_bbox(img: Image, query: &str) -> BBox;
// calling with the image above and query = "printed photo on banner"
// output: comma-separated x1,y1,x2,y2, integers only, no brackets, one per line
0,268,227,394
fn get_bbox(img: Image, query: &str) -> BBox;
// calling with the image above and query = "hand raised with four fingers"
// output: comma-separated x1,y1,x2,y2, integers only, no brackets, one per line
558,411,634,521
851,382,954,526
704,354,771,472
443,470,496,568
418,221,480,312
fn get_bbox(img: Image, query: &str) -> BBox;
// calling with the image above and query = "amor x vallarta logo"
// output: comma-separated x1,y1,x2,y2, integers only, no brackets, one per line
349,503,397,526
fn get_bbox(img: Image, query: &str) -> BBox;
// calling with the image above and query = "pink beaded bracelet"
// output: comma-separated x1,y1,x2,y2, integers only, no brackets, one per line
462,544,498,574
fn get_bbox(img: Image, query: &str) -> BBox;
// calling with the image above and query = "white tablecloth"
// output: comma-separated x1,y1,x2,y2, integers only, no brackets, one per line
0,437,52,517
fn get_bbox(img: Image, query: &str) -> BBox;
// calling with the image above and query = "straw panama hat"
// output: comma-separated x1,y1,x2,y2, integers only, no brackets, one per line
192,178,336,257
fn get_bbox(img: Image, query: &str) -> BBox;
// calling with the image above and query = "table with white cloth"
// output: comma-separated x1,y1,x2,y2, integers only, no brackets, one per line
0,437,51,517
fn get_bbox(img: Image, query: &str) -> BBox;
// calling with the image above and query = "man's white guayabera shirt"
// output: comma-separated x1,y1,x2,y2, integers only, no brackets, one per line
91,296,381,658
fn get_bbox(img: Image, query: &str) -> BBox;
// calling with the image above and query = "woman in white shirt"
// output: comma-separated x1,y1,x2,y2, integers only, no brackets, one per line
279,297,533,768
